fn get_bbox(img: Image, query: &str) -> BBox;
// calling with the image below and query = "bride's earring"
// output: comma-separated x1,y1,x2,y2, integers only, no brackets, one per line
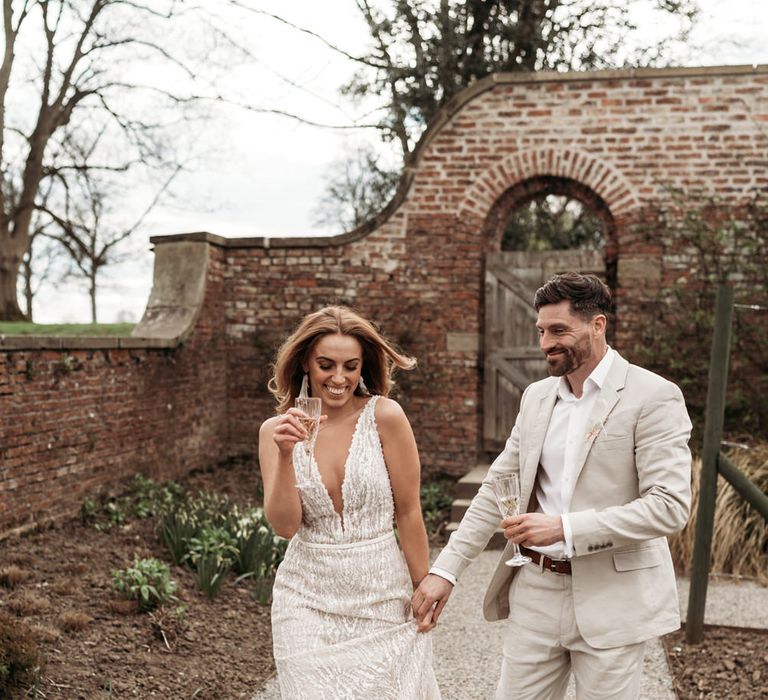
358,375,370,395
299,373,309,399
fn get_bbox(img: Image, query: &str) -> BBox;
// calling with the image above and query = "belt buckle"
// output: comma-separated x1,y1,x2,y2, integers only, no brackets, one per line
548,560,559,572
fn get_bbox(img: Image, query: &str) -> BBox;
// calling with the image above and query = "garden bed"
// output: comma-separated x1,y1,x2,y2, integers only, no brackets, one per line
0,458,275,699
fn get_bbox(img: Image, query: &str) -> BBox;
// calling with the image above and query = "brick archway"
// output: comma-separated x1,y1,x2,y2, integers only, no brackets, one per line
457,147,640,223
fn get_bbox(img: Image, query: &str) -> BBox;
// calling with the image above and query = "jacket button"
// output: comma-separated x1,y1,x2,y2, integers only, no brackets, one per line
588,545,594,552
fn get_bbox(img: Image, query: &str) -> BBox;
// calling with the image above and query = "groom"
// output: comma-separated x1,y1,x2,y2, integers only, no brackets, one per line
413,272,692,699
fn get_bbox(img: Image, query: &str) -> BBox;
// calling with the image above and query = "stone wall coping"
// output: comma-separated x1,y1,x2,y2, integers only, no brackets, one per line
0,335,177,351
150,63,767,251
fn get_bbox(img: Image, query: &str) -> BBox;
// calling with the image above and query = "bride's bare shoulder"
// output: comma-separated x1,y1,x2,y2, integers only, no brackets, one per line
373,396,408,428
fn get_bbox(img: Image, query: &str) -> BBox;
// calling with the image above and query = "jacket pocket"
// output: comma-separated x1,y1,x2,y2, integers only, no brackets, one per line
613,547,663,572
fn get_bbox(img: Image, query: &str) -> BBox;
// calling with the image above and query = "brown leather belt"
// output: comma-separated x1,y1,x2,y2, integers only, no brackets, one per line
520,546,572,575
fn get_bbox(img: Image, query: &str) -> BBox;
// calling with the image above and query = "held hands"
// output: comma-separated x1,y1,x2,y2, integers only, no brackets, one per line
411,574,453,633
271,408,327,458
502,513,564,547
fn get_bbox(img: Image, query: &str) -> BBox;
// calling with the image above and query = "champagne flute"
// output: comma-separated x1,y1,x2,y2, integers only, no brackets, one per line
295,397,322,458
491,474,532,567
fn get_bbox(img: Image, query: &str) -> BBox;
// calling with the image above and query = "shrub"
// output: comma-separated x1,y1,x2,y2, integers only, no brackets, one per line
669,442,768,582
58,611,93,633
29,624,59,644
51,578,79,596
0,611,40,696
148,605,187,649
112,558,178,613
0,566,32,588
7,592,50,617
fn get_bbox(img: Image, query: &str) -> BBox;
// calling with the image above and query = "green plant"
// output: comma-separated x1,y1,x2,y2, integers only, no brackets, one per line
0,611,40,696
421,481,453,535
80,498,98,525
185,526,238,599
112,558,178,613
252,575,276,606
158,505,199,565
103,498,130,528
227,506,280,577
129,474,183,519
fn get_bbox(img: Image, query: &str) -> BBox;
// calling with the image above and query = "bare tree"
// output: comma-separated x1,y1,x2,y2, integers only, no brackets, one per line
36,133,181,322
0,0,222,321
314,143,399,232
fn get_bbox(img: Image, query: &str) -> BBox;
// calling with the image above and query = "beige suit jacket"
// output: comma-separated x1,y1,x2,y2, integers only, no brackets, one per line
433,353,692,648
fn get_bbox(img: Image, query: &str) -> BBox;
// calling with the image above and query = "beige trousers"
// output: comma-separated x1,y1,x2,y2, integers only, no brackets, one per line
495,563,646,700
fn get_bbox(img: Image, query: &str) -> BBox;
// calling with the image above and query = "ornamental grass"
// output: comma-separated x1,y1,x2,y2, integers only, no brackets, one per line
669,442,768,583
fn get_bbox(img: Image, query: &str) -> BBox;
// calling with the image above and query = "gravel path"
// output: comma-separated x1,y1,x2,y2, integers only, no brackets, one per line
253,552,767,699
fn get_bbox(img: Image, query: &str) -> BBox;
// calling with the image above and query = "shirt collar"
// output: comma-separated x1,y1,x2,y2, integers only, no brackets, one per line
557,346,615,402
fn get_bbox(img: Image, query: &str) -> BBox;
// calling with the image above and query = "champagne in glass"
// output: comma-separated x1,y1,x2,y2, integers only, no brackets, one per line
491,474,532,567
295,397,322,457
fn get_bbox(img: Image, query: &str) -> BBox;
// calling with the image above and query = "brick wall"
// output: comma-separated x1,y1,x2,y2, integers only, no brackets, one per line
2,65,767,537
0,247,229,536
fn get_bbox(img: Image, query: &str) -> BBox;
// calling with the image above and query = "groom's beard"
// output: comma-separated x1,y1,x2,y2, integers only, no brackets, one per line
545,337,592,377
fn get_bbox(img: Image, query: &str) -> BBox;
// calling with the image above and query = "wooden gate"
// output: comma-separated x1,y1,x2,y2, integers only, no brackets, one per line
483,250,605,452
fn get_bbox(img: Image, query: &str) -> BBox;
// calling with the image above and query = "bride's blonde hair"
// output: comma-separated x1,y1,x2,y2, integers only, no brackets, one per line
268,306,416,413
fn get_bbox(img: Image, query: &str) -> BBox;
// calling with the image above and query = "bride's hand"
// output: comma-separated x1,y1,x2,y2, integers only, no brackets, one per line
272,409,327,458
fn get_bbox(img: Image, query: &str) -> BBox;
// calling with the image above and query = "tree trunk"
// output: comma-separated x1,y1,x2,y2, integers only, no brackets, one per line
90,271,97,324
22,255,33,321
0,253,26,321
0,224,30,321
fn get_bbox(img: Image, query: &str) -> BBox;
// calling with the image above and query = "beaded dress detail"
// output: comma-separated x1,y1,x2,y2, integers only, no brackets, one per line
271,396,441,699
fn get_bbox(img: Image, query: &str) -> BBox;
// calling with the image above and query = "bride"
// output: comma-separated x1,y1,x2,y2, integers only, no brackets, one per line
259,306,441,699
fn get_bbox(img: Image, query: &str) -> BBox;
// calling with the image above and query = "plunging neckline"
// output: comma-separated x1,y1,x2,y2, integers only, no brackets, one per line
310,397,374,527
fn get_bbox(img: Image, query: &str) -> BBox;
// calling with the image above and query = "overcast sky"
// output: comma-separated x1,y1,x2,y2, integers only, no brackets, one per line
31,0,768,324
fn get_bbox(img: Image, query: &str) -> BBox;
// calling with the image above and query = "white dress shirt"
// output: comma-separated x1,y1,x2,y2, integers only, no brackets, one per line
430,346,616,584
532,346,615,559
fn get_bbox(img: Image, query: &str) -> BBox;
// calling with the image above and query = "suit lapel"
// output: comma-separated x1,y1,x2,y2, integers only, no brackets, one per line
570,354,629,486
521,383,558,510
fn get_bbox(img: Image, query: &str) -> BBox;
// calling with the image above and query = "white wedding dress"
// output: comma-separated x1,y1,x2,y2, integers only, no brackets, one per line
270,396,441,699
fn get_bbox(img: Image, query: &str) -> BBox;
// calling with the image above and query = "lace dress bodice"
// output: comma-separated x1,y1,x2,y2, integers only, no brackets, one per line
292,396,394,544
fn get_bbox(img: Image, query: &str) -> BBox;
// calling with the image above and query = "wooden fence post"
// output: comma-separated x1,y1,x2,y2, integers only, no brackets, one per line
686,284,734,644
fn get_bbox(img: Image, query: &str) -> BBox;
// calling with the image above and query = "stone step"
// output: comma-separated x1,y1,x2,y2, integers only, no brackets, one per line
450,497,473,523
455,464,491,498
446,463,506,549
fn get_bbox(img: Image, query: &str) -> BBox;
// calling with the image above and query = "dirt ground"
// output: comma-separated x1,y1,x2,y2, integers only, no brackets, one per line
2,457,767,699
1,459,275,699
663,625,768,700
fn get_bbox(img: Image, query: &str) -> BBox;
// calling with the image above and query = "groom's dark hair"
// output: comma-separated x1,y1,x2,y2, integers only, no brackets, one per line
534,272,612,321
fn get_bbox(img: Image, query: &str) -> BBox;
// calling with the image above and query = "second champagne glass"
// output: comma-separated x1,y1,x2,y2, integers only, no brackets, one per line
491,474,532,567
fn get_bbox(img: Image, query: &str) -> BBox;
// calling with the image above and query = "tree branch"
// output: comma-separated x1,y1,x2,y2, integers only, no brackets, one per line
227,1,387,69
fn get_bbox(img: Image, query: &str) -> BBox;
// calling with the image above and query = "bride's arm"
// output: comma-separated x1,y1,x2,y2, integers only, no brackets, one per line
259,412,305,538
376,398,430,588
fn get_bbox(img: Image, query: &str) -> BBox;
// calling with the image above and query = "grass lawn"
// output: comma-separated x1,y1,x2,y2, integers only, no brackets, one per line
0,322,134,336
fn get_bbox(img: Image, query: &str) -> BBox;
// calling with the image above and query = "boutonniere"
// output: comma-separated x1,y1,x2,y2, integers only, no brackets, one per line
585,419,608,441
